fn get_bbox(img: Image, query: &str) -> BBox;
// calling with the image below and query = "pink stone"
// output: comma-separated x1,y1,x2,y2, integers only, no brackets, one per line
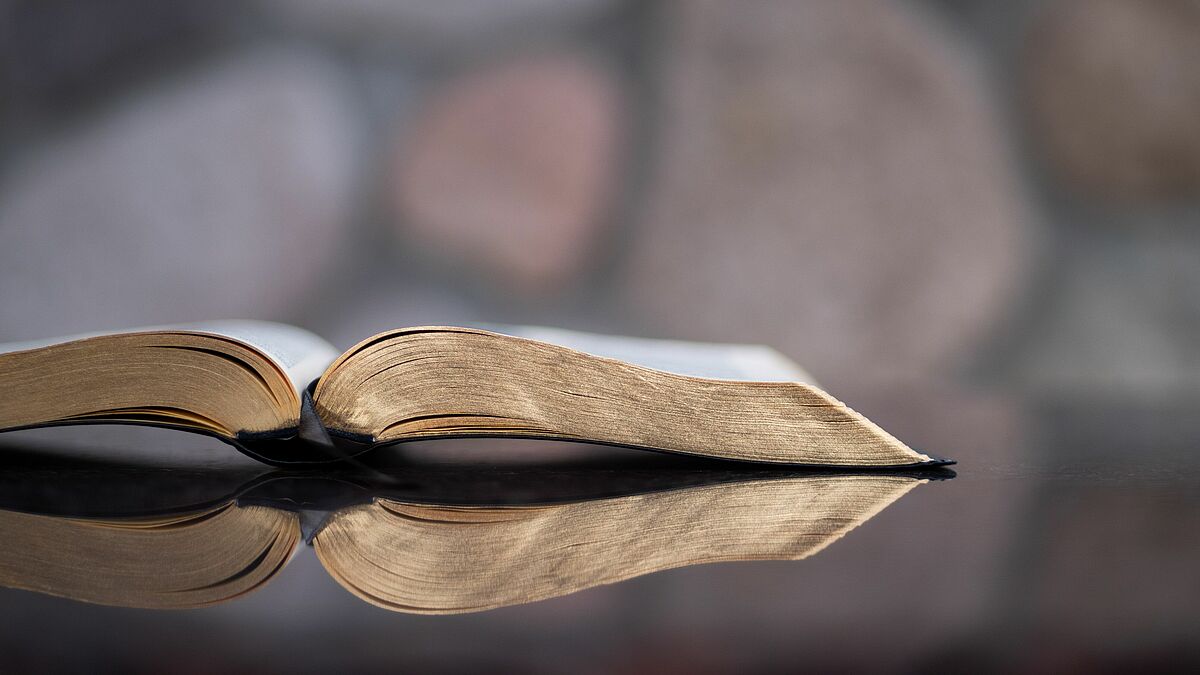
393,55,624,290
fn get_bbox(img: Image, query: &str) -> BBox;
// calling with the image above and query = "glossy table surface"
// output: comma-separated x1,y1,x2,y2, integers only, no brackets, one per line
1,389,1197,673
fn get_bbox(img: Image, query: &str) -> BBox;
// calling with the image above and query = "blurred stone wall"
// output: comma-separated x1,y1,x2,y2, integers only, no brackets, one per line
2,0,1198,395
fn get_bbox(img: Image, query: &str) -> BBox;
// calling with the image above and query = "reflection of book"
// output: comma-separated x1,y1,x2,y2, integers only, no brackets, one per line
317,475,926,614
0,503,298,609
0,322,944,467
0,462,939,612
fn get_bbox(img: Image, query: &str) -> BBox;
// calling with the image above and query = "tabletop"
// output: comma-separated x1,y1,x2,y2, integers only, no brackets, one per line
0,387,1197,673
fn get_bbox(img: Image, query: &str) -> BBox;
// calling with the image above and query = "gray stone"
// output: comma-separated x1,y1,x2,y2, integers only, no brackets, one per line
0,48,361,340
1011,224,1200,391
0,0,245,116
1023,0,1200,201
621,0,1027,386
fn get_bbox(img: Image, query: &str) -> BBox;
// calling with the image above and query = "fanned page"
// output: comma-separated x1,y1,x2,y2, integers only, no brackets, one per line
313,326,937,467
178,321,341,392
0,321,339,393
0,321,339,444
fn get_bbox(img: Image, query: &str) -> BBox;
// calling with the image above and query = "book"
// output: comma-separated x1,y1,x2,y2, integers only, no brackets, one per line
0,453,941,612
0,321,946,467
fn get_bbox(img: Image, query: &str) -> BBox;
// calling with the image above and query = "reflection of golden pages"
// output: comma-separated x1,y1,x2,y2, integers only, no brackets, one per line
316,475,923,613
0,475,924,613
0,504,298,609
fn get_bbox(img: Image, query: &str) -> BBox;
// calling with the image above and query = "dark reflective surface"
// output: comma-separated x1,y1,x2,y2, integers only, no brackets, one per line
1,390,1198,672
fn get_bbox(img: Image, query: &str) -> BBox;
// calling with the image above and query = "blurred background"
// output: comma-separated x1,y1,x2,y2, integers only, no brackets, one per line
2,0,1200,671
4,0,1199,397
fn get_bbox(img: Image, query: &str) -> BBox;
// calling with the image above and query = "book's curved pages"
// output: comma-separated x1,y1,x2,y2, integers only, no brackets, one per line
0,458,938,612
0,321,340,464
0,322,944,467
313,327,935,467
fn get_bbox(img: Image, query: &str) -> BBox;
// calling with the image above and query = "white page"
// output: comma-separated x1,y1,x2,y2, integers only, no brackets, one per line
0,321,339,391
485,325,815,384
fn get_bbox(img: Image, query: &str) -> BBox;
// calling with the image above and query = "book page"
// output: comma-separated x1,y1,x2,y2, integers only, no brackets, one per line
0,321,339,391
485,325,815,384
189,321,340,390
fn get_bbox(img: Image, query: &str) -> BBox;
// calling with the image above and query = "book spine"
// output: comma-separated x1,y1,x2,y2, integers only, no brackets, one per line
235,380,374,466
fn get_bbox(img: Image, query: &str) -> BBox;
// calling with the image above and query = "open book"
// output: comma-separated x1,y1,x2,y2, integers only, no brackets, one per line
0,321,944,467
0,463,934,612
